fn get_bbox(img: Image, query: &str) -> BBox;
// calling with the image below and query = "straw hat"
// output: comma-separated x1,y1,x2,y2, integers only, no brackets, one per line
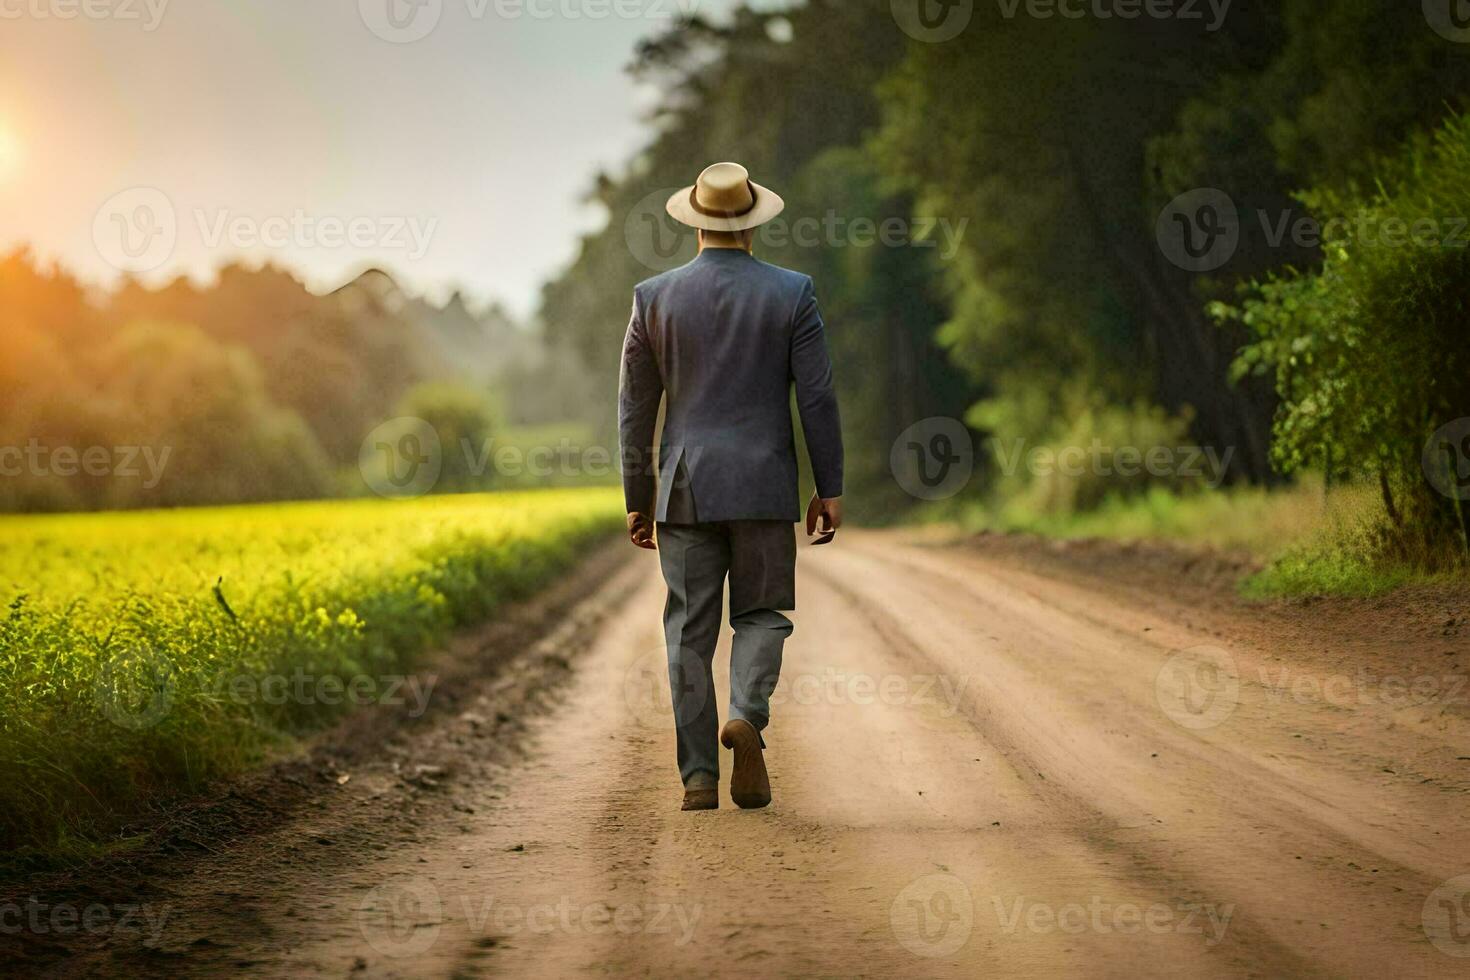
665,162,785,232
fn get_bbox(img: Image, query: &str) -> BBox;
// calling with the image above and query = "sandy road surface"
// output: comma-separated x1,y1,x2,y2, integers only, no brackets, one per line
9,531,1470,978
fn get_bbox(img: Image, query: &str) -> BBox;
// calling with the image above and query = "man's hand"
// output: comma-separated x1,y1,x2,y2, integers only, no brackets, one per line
627,512,656,550
805,494,843,539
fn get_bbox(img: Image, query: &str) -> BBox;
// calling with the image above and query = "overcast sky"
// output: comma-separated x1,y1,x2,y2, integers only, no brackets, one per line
0,0,765,319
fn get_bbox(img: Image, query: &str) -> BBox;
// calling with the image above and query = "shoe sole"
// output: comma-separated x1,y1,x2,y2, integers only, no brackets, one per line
720,719,771,809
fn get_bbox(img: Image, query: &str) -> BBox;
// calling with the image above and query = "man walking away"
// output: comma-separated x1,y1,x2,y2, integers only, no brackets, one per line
618,161,844,811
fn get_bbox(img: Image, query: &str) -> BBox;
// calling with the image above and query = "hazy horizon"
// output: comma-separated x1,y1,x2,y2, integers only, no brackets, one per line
0,0,763,321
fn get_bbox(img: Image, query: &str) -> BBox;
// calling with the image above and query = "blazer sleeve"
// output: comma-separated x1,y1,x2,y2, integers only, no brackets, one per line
618,291,663,515
790,276,844,499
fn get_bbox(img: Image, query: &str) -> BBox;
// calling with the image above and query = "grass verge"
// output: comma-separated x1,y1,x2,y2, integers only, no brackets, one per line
958,478,1467,598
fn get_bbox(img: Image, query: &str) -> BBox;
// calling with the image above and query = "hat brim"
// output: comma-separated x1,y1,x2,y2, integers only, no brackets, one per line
664,180,785,232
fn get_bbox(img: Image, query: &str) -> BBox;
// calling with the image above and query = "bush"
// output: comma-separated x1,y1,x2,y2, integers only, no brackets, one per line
977,392,1203,519
394,381,498,494
1214,114,1470,568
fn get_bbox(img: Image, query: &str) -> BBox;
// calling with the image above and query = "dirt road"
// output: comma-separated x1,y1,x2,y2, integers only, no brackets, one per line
8,531,1470,978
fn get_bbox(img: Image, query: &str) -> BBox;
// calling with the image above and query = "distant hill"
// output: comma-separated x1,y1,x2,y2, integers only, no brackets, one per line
330,268,541,385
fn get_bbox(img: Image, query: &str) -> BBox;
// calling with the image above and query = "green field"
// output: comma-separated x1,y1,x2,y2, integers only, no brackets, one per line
0,488,623,859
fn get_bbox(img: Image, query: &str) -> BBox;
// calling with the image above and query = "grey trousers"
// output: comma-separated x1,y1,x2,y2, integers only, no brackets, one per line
656,520,796,786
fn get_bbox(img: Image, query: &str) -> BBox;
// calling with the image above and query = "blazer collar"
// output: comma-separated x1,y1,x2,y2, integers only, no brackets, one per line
696,247,755,263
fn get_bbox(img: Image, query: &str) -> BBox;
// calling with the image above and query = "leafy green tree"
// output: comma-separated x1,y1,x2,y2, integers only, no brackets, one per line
88,320,337,507
1215,114,1470,562
875,5,1285,487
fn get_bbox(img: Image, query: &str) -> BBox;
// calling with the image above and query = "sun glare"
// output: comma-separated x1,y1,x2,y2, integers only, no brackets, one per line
0,123,19,177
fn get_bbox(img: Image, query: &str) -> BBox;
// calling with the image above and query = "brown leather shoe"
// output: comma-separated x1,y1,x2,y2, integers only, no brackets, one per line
681,774,718,811
681,787,718,810
720,719,771,809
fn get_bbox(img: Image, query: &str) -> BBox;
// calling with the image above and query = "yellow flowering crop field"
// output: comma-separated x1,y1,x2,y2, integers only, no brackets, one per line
0,488,623,857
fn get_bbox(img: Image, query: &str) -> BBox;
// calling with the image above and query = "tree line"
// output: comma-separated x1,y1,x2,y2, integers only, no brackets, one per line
541,0,1470,559
0,255,566,511
5,0,1467,565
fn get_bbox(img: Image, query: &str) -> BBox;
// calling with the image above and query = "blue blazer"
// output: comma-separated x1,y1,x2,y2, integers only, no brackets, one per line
618,248,843,523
